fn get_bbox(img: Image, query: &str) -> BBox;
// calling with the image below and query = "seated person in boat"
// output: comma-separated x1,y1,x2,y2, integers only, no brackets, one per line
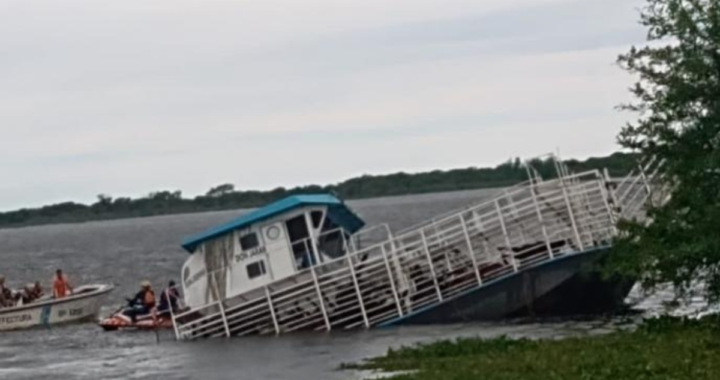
19,283,38,305
53,269,73,299
125,280,156,322
157,280,180,316
0,276,14,308
31,281,43,300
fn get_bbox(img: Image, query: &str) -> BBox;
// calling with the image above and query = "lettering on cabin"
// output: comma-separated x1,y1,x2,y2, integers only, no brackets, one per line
0,314,32,324
184,268,207,288
235,246,267,263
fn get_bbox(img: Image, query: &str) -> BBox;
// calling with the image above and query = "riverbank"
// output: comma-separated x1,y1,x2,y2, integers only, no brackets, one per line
0,152,635,229
343,316,720,380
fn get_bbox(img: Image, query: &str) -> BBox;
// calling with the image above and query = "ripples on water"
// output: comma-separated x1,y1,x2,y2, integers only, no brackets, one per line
0,190,707,380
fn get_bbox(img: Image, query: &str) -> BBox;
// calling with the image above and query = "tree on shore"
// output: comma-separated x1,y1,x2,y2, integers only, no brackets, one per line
610,1,720,299
206,183,235,198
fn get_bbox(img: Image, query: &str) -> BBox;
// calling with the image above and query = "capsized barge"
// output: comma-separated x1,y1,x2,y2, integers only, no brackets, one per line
169,156,658,340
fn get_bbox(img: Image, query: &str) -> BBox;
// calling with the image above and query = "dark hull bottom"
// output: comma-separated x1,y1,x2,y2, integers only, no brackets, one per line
384,247,634,326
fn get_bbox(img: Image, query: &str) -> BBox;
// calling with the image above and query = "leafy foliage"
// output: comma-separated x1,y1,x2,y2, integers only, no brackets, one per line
344,317,720,380
609,0,720,300
0,153,636,228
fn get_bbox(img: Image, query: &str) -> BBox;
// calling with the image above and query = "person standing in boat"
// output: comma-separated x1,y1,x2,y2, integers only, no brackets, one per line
158,280,180,316
126,280,156,322
52,269,73,299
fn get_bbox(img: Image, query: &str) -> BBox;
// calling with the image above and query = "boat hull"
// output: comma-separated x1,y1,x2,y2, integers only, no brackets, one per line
99,315,175,331
99,307,182,331
0,284,113,331
381,247,633,325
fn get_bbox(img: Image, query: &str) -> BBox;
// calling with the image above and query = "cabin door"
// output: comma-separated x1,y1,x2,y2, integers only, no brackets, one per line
285,214,316,270
203,235,233,303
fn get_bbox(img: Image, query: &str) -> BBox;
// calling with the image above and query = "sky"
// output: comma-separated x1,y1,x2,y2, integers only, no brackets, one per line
0,0,646,211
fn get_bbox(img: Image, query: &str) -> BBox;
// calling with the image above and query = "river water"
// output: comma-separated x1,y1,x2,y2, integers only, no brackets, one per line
0,190,703,380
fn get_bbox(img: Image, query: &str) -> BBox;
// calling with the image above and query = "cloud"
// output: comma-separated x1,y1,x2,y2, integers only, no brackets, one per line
0,0,645,210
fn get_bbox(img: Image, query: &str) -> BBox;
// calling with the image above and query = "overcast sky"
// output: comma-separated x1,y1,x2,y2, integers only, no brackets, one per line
0,0,645,211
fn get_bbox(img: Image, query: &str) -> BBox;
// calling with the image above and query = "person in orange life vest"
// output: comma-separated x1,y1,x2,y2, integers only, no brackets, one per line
53,269,73,299
127,280,156,322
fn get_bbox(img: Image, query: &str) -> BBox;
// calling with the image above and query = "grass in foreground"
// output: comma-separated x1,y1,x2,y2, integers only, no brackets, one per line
342,317,720,380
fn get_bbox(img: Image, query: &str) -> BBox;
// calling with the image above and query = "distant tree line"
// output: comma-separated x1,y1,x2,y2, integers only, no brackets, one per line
0,152,638,228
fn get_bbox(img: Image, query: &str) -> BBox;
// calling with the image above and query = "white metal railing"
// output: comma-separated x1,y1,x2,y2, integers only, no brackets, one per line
395,180,535,237
172,164,658,340
348,223,393,252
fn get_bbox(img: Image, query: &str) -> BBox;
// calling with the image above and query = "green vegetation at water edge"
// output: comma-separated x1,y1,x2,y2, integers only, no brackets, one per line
342,317,720,380
0,152,636,228
608,0,720,300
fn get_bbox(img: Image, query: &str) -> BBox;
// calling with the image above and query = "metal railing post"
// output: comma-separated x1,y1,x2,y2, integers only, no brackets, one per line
168,288,181,340
495,200,518,271
638,164,652,201
388,235,411,311
529,184,554,259
265,286,280,335
341,232,349,254
209,273,231,337
305,212,323,264
381,245,404,317
598,178,618,237
350,236,358,253
346,254,369,328
217,301,231,338
504,189,527,245
460,214,482,285
603,168,621,215
524,163,534,183
420,229,443,302
561,181,584,252
432,218,443,246
310,265,331,332
471,211,491,257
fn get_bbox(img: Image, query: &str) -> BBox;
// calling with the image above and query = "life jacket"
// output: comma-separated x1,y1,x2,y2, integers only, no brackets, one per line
143,289,156,308
53,275,69,298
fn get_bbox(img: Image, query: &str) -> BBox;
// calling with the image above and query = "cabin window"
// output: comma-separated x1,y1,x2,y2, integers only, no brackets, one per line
286,214,314,270
317,216,345,259
321,216,339,233
311,211,324,229
246,260,267,279
239,232,260,251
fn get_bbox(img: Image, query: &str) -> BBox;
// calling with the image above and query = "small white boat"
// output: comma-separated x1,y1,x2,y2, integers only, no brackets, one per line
0,284,113,331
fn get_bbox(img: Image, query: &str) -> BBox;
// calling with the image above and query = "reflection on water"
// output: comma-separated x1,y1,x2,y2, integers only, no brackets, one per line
0,189,708,380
